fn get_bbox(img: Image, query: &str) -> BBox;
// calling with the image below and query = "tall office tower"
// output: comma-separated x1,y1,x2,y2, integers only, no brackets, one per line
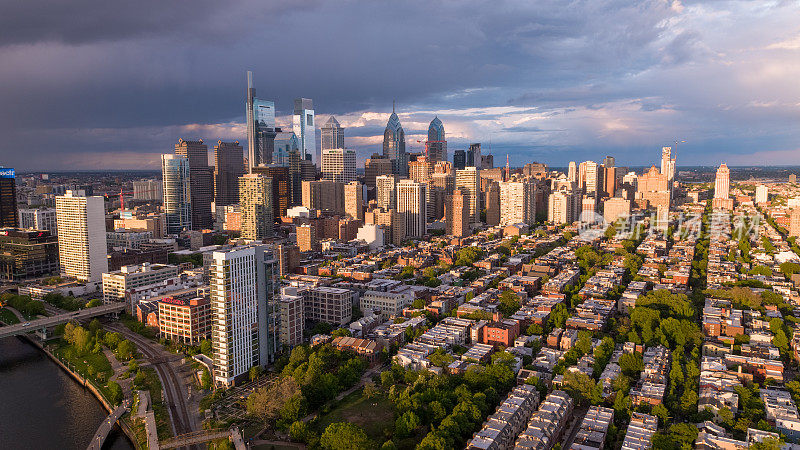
714,163,730,200
455,166,480,223
18,208,58,234
445,190,469,237
175,139,213,230
603,156,615,168
499,180,536,226
375,175,397,211
320,116,344,151
660,147,676,183
522,162,549,179
568,162,577,182
293,98,316,165
481,154,494,170
132,179,163,201
301,180,344,214
214,140,245,207
321,148,357,183
396,180,426,238
364,154,393,192
548,189,580,225
55,190,108,282
239,174,273,240
344,181,364,221
467,143,482,168
635,166,670,209
251,165,290,219
161,154,192,234
245,71,277,171
578,161,587,191
755,185,769,204
0,168,17,227
426,116,447,163
584,161,603,196
211,245,278,386
383,105,408,176
485,182,501,226
431,171,455,192
272,131,300,166
603,166,617,197
409,156,434,221
453,149,466,170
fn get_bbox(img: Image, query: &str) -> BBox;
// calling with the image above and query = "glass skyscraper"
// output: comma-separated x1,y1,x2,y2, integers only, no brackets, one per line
383,104,408,176
246,71,277,171
426,116,447,164
293,98,316,166
161,154,192,234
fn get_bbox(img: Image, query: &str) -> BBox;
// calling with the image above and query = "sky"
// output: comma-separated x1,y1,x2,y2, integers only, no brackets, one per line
2,0,800,171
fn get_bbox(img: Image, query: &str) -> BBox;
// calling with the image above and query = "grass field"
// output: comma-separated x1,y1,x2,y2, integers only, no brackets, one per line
0,307,20,325
315,389,394,443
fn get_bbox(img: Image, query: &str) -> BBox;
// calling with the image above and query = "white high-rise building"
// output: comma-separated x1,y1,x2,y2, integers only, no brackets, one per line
375,175,397,211
714,163,730,200
499,180,536,226
548,189,580,225
584,161,602,195
661,146,676,183
18,208,58,234
455,166,480,223
211,245,278,386
293,98,316,166
321,148,357,183
755,185,769,204
568,161,577,183
55,190,108,282
396,180,426,238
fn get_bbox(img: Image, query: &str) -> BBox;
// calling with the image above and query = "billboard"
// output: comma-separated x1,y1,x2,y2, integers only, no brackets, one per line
0,168,14,179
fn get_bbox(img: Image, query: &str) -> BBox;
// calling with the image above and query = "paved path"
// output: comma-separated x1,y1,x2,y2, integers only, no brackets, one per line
86,399,130,450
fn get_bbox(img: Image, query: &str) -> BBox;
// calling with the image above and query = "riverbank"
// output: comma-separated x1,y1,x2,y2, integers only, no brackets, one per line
0,319,138,449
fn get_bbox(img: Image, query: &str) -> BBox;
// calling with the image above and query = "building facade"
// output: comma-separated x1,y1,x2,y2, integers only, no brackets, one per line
321,116,344,151
214,140,245,207
0,168,17,228
239,174,273,241
55,190,108,282
161,154,192,233
322,148,357,183
175,139,213,230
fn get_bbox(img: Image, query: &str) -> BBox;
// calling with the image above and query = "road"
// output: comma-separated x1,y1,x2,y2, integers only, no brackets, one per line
0,303,125,339
86,399,131,450
105,322,199,438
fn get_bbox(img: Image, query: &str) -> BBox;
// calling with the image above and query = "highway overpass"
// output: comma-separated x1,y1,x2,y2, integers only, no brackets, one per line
0,303,125,340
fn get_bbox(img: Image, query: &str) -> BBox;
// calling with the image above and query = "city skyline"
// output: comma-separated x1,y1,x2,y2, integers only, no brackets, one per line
3,1,800,170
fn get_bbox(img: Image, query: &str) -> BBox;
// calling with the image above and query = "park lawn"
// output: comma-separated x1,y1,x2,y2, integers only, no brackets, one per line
316,389,394,443
51,340,119,402
0,307,20,325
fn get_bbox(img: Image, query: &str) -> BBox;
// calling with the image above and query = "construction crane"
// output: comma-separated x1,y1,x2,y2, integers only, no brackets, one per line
106,187,159,213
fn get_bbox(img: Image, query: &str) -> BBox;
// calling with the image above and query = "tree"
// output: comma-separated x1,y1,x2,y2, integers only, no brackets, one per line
289,420,312,442
70,325,91,354
780,262,800,279
115,339,135,361
498,290,521,316
618,352,644,377
108,381,123,405
201,368,212,390
363,380,378,398
562,371,601,405
331,328,351,337
651,403,669,425
395,411,421,438
199,339,212,356
246,376,299,423
320,422,372,450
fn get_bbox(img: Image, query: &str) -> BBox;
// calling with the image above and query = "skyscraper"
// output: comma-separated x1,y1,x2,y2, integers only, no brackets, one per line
211,245,278,386
161,154,192,234
467,143,482,168
383,104,407,176
396,180,426,238
445,190,469,238
426,116,447,163
375,175,397,211
568,162,577,183
214,140,245,207
293,98,316,165
485,182,501,226
55,190,108,282
175,139,213,230
321,116,344,151
0,167,17,227
321,148,357,183
453,149,466,170
251,165,291,219
499,179,536,226
364,154,393,193
455,167,480,223
714,163,730,200
584,161,602,196
660,147,676,184
409,156,434,221
301,180,344,214
239,174,273,240
245,71,277,171
548,188,580,225
344,181,364,221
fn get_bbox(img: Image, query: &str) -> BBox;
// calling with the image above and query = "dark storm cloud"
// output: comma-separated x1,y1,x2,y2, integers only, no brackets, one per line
1,0,800,170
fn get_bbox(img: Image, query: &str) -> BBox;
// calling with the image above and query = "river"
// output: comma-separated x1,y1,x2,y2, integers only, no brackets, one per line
0,336,134,450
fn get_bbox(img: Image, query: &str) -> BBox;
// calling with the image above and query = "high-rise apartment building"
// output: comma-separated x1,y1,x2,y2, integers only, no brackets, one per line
211,245,278,386
455,167,480,223
214,140,245,207
397,180,426,238
245,71,277,170
568,162,577,182
239,174,273,240
175,139,213,230
485,182,501,226
18,208,57,234
499,180,536,226
364,154,393,192
714,163,730,200
293,98,316,165
409,157,434,221
548,189,580,225
301,180,344,214
321,148,357,183
453,149,466,170
635,166,670,209
481,154,494,170
56,190,108,282
296,223,318,252
603,197,631,224
584,161,602,196
603,166,617,197
426,116,447,163
467,143,482,168
755,185,769,204
0,168,17,228
660,146,676,184
161,154,192,234
251,165,290,219
321,116,344,151
344,181,364,221
383,105,408,176
279,290,304,347
445,190,469,237
375,175,398,211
